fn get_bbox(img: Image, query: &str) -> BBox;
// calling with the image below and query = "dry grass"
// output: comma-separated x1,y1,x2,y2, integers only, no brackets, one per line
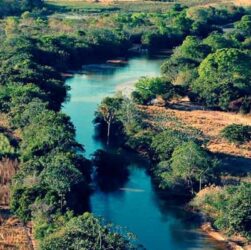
46,0,251,8
232,0,251,6
142,99,251,158
0,213,33,250
0,113,21,140
0,114,9,129
0,158,19,206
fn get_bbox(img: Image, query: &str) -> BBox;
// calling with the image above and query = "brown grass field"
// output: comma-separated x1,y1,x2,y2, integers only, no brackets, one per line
141,99,251,159
0,212,34,250
46,0,251,8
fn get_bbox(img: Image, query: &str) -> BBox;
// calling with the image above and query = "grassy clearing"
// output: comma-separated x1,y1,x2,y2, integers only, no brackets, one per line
141,100,251,159
45,0,249,10
45,0,175,13
45,0,250,16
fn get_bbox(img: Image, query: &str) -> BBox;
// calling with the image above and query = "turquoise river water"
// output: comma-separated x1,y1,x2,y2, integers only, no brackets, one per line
63,55,224,250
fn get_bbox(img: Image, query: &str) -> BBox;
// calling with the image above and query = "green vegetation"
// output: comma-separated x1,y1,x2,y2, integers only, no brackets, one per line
36,212,138,250
221,124,251,144
150,129,195,162
0,0,43,17
192,48,251,110
192,184,251,238
132,77,180,105
0,133,15,158
235,15,251,36
160,7,251,112
162,39,251,110
168,141,216,192
97,96,124,143
0,0,250,247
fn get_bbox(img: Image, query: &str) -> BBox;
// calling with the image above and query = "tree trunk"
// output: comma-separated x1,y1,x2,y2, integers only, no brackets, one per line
60,193,63,211
107,120,111,145
98,225,102,249
199,176,202,192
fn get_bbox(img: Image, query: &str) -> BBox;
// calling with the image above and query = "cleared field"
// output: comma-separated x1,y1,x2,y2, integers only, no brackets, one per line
45,0,251,16
45,0,251,10
45,0,174,13
141,100,251,159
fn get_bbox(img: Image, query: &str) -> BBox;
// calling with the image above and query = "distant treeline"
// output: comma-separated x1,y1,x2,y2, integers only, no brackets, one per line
0,0,44,17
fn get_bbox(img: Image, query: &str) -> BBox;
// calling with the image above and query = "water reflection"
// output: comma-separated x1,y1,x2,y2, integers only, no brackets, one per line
92,150,130,192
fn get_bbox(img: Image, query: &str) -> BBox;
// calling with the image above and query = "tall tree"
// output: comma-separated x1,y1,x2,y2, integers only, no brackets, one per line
170,141,213,193
97,96,123,144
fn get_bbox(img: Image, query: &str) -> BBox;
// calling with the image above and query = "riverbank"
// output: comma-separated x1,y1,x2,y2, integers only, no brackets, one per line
201,222,251,250
95,91,251,248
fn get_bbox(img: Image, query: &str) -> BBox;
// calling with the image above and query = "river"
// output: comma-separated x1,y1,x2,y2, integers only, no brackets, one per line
63,55,223,250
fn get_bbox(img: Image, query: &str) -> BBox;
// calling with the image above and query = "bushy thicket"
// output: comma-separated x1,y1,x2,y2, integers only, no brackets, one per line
0,133,15,158
0,0,43,17
191,184,251,238
132,77,182,105
161,15,251,111
221,124,251,144
37,212,138,250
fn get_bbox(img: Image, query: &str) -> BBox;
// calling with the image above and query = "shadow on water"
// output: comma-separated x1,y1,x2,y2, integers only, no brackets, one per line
92,149,130,192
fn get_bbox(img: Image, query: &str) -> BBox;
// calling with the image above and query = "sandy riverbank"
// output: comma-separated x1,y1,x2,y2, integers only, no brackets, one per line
202,222,251,250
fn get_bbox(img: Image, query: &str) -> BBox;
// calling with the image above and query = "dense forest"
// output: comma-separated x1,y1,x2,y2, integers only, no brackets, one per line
0,0,250,249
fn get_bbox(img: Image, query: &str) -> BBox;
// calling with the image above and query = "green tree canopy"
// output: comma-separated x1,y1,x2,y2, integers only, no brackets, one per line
235,15,251,36
97,95,124,142
170,141,214,193
161,36,210,86
132,77,177,104
40,212,138,250
203,32,236,52
174,36,211,63
192,48,251,109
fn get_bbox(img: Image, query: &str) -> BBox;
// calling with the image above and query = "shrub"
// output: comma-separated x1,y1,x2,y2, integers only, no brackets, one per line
221,124,251,144
192,184,251,237
150,129,189,162
132,77,177,105
0,133,15,158
40,212,138,250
